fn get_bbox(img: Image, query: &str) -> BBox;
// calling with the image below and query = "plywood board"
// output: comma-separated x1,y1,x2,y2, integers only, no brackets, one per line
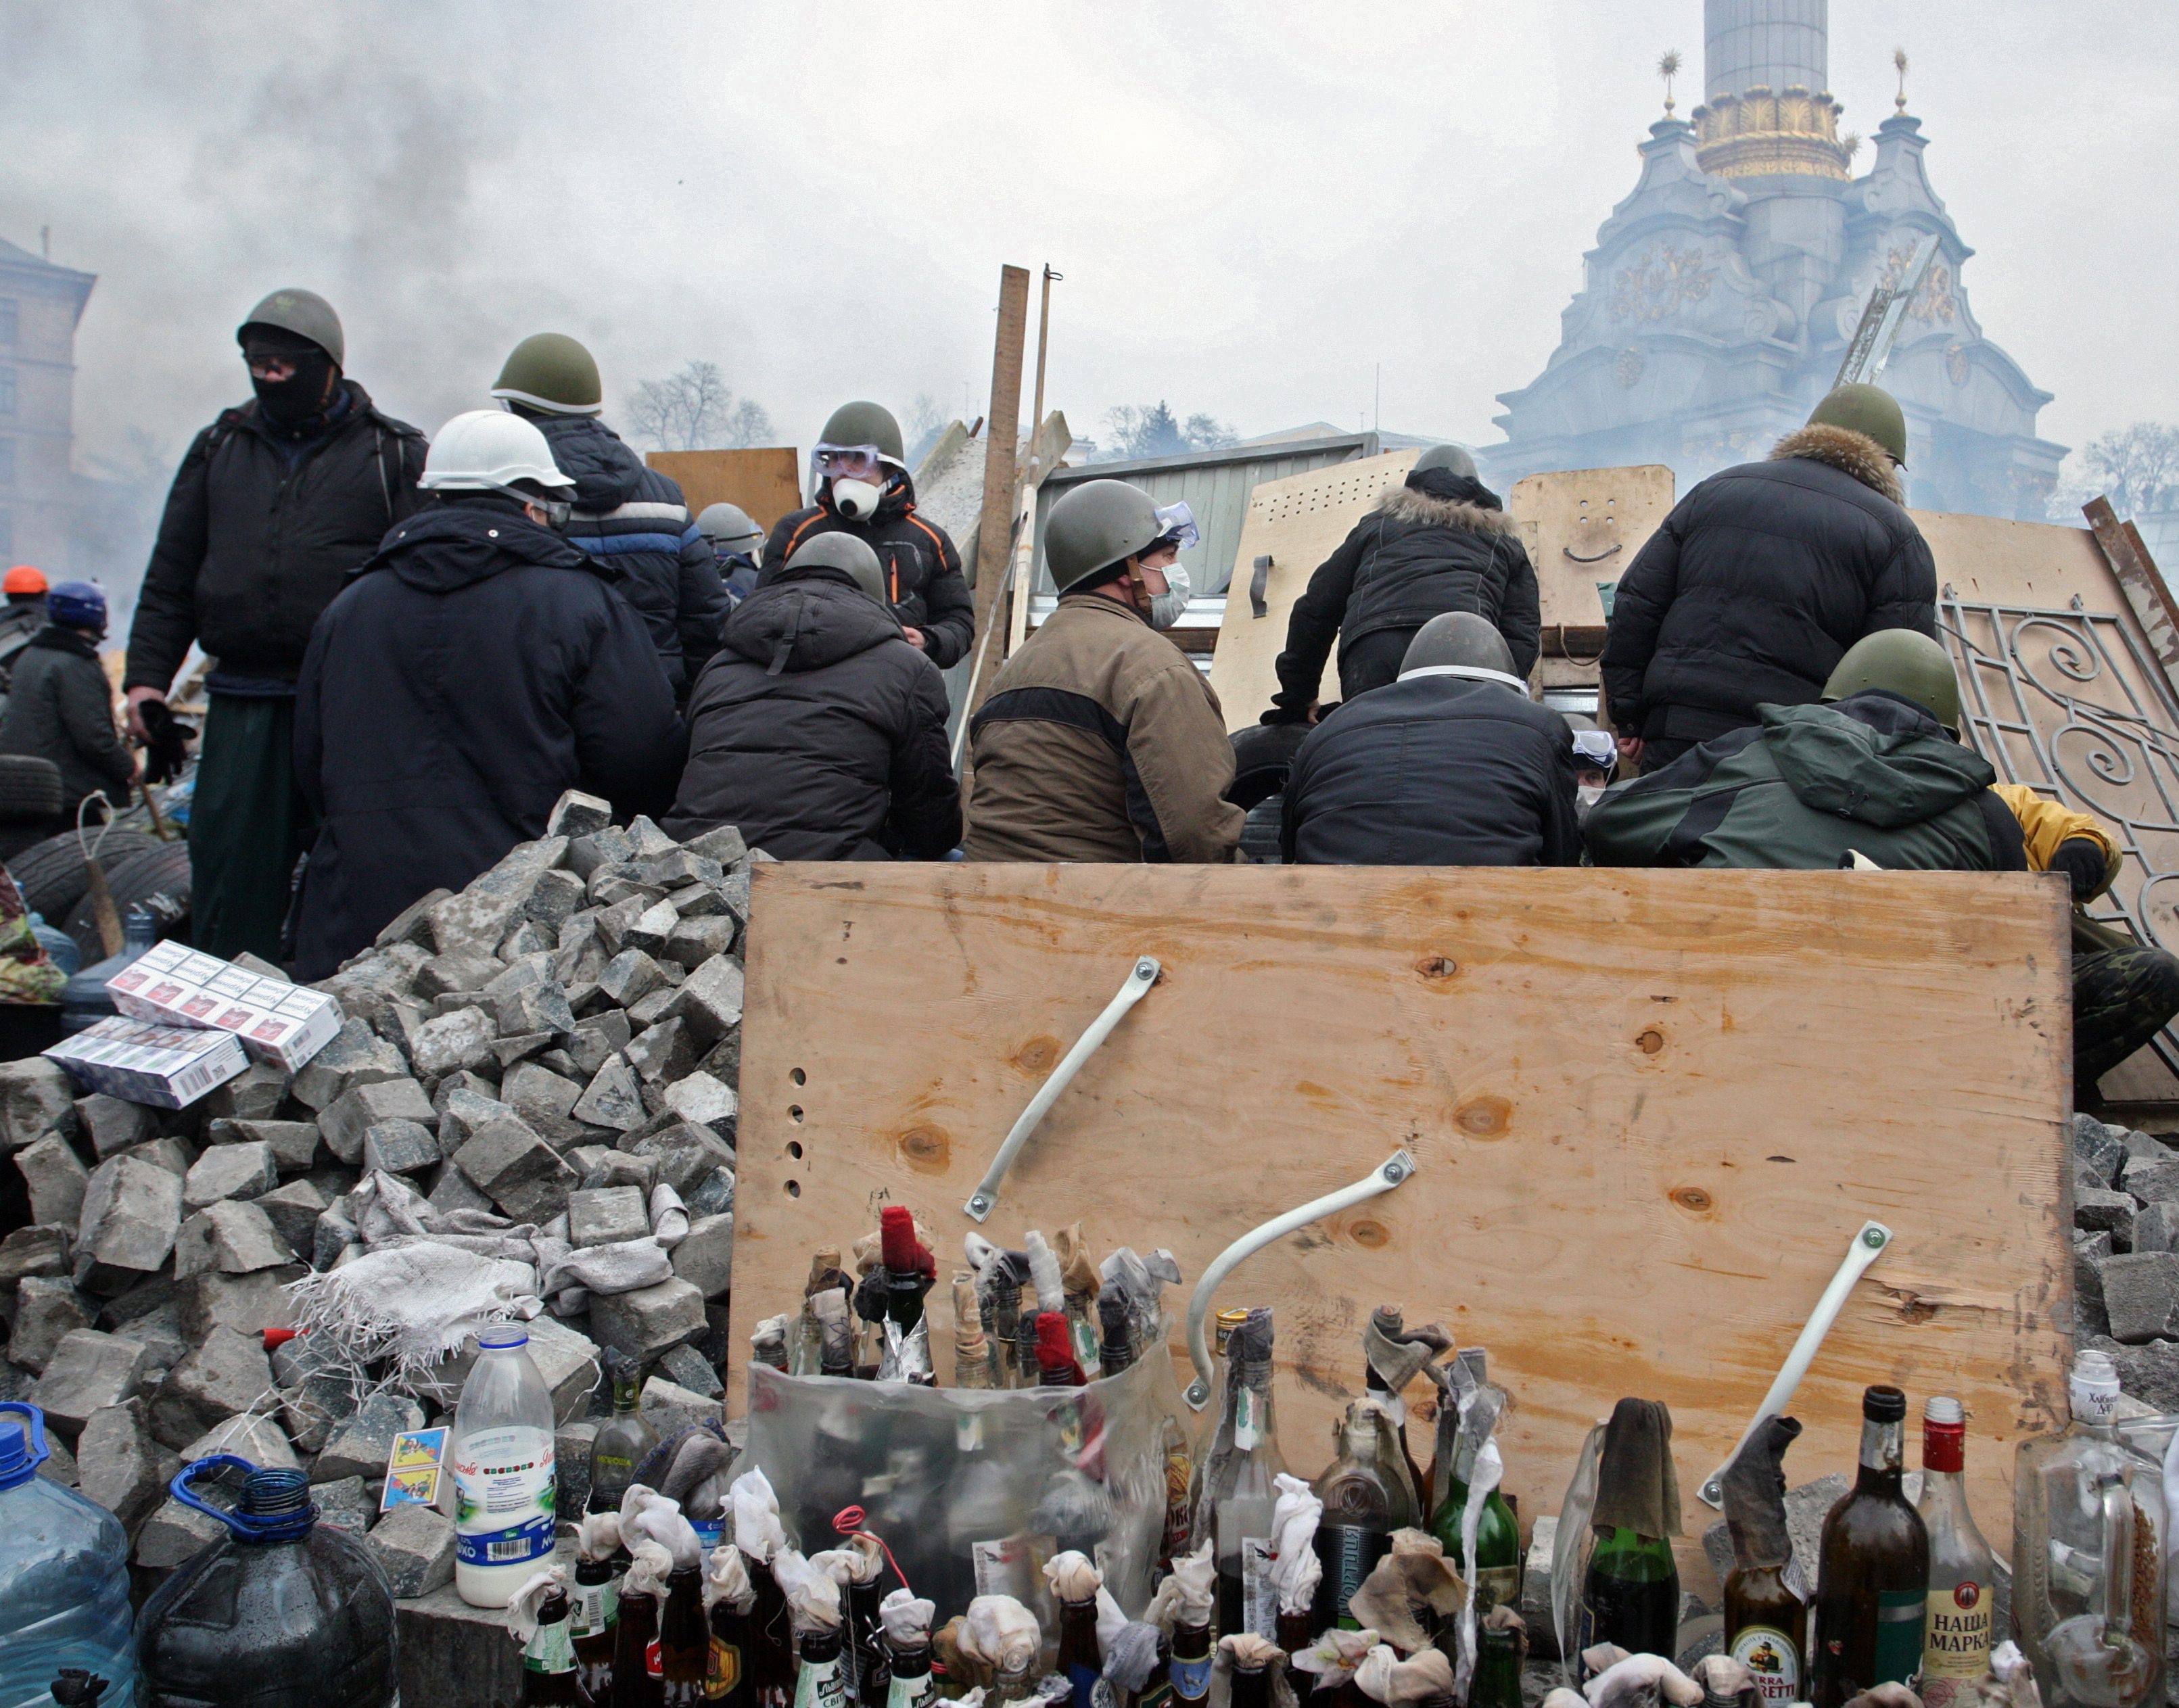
1509,466,1677,694
1205,450,1419,732
645,448,803,536
730,864,2071,1558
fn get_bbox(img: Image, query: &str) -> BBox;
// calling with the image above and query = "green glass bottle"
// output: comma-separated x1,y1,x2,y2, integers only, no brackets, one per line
1579,1526,1679,1673
1430,1447,1521,1619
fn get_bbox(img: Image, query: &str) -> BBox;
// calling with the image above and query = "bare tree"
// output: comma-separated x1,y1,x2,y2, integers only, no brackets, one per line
1090,401,1237,463
722,398,776,449
2078,422,2179,517
904,393,950,469
627,360,758,451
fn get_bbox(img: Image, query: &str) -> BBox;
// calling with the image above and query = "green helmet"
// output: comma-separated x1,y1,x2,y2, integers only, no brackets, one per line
1045,479,1163,593
818,401,905,465
786,533,888,607
236,288,344,368
492,333,603,416
1808,383,1908,465
1410,443,1478,481
1823,628,1961,732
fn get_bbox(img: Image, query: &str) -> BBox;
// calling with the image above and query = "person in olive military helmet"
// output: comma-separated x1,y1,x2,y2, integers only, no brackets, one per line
490,333,728,698
1601,381,1938,775
1265,442,1540,726
758,400,976,667
122,287,426,964
962,479,1243,863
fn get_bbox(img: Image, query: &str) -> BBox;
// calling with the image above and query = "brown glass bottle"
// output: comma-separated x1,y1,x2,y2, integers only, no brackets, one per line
614,1588,663,1708
660,1565,710,1707
521,1582,583,1706
744,1552,799,1708
708,1592,755,1708
571,1555,619,1706
1811,1385,1929,1708
844,1578,887,1708
1724,1561,1807,1707
1168,1619,1213,1707
1228,1657,1271,1708
1056,1594,1102,1708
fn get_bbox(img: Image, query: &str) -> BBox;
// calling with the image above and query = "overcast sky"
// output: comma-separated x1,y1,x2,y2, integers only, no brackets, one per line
5,0,2174,487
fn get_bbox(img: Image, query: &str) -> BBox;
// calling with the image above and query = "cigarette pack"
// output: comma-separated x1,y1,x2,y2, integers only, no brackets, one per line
105,939,342,1072
45,1014,250,1108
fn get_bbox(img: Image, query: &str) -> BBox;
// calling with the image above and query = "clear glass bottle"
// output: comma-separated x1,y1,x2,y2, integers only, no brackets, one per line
590,1348,659,1517
2013,1350,2166,1708
1811,1385,1929,1708
452,1325,560,1607
1190,1308,1287,1640
1312,1400,1417,1632
952,1273,995,1392
1916,1396,1994,1708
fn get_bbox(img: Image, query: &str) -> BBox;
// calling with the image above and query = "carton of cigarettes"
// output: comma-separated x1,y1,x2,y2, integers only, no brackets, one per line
45,1014,250,1108
105,939,342,1072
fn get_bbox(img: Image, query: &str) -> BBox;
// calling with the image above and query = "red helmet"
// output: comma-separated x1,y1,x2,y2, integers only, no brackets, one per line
2,566,47,596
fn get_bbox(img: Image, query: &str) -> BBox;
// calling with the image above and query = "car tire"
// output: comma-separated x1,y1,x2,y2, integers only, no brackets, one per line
5,829,161,923
0,757,63,825
63,840,193,960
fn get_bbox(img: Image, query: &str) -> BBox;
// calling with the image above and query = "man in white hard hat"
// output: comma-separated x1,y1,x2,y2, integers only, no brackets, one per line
291,410,682,978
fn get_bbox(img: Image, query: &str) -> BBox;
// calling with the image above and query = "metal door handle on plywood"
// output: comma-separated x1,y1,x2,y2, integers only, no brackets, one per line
1181,1149,1419,1408
1696,1219,1894,1507
963,956,1161,1223
1250,556,1273,618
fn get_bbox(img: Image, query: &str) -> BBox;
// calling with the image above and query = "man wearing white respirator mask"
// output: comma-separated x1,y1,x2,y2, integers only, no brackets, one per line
759,400,976,667
1143,499,1200,632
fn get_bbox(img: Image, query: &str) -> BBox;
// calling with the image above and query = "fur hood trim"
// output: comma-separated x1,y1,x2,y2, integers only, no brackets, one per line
1378,484,1517,536
1771,423,1904,504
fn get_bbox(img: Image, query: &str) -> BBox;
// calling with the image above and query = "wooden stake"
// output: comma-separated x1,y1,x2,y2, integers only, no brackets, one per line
963,264,1032,786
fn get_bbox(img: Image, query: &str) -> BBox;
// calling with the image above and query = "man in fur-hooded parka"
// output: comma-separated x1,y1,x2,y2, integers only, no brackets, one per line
1600,383,1938,773
1267,447,1540,719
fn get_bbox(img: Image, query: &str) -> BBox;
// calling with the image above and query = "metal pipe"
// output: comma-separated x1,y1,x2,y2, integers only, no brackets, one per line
963,956,1160,1223
1181,1149,1418,1408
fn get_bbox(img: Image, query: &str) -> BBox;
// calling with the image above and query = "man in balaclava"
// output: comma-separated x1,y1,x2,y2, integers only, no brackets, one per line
123,287,427,964
758,401,977,668
1263,444,1540,728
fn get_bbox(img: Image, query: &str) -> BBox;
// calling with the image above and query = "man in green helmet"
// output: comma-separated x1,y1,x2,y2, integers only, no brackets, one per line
1601,383,1938,774
123,287,426,963
760,400,976,667
964,479,1242,863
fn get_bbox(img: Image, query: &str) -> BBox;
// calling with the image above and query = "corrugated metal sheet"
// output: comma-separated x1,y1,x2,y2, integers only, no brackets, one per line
1029,433,1380,596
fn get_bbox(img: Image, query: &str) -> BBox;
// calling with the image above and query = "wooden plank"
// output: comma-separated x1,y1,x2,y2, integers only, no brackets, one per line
2084,498,2179,696
967,264,1031,726
729,864,2071,1559
645,448,803,536
1508,467,1678,699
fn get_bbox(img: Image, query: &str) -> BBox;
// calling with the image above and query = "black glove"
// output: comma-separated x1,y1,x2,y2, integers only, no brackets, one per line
2050,836,2109,902
1259,704,1313,728
139,698,197,786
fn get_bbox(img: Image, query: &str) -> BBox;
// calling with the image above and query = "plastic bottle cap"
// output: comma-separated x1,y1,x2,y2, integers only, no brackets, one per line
477,1325,530,1350
0,1419,32,1488
1925,1395,1964,1425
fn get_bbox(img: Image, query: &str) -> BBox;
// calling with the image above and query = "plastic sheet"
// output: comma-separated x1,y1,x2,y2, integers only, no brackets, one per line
742,1327,1190,1624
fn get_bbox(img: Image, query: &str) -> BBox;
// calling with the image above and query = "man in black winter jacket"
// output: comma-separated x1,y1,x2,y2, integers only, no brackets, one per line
491,334,728,697
291,410,682,980
0,581,137,828
1282,613,1580,868
666,533,960,861
759,400,975,668
1600,382,1938,774
1266,443,1540,723
123,288,425,962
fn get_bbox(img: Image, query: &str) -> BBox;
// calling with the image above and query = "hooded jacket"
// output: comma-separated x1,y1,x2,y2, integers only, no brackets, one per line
759,472,976,668
964,592,1244,863
0,627,135,815
1282,669,1582,867
1599,425,1939,746
125,379,427,694
534,415,728,694
1271,467,1542,714
1582,690,2028,873
664,569,961,861
291,494,683,979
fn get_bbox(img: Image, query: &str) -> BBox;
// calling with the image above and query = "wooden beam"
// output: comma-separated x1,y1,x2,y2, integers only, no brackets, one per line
968,265,1032,709
2085,495,2179,694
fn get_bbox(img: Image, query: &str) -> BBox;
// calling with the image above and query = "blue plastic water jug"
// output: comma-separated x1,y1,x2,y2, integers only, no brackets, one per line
0,1400,138,1708
135,1456,400,1707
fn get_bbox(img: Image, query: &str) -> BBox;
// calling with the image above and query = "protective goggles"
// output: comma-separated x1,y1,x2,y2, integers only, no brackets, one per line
1570,729,1618,772
488,482,573,529
812,443,889,483
1152,500,1200,552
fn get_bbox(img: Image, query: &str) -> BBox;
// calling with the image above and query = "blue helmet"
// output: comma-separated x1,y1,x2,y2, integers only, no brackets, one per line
47,581,108,636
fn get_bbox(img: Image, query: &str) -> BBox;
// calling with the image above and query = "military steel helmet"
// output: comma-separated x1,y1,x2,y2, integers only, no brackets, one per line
1044,479,1164,593
818,401,906,466
1808,383,1908,465
1823,628,1961,733
696,502,764,548
236,288,344,368
1409,443,1478,481
787,533,889,607
492,333,604,416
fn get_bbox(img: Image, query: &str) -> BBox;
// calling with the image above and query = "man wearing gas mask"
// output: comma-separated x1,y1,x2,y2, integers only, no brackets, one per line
759,401,976,667
124,287,426,963
963,479,1242,863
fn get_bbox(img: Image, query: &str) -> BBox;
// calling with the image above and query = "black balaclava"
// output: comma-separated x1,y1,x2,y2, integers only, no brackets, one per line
242,327,339,427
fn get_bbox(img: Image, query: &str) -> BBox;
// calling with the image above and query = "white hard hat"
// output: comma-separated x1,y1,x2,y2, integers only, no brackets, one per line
420,410,576,494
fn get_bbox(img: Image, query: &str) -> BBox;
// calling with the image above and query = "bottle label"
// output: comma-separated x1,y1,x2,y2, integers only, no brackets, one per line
1872,1589,1927,1686
1242,1536,1278,1638
1069,1661,1101,1708
887,1672,934,1708
1729,1626,1800,1705
453,1423,556,1568
525,1619,576,1674
972,1534,1042,1603
1160,1438,1194,1565
1471,1564,1521,1617
1234,1390,1261,1451
1315,1525,1389,1628
709,1638,743,1700
795,1657,847,1708
669,1672,710,1707
571,1579,619,1640
1169,1654,1213,1703
1921,1582,1992,1701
